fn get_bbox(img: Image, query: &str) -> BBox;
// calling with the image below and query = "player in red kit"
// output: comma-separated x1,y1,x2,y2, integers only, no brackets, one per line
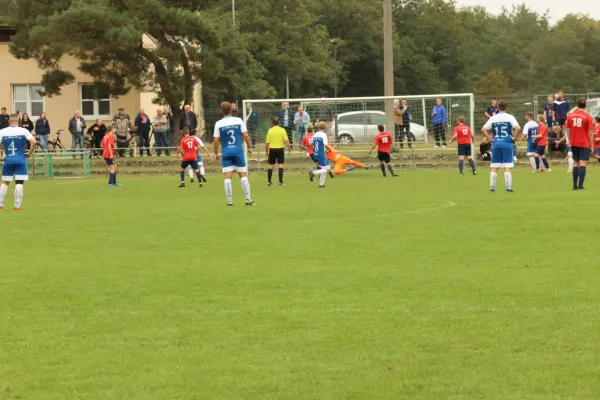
101,126,121,186
533,115,551,172
593,117,600,163
177,127,204,188
368,124,397,177
566,98,594,190
448,116,476,175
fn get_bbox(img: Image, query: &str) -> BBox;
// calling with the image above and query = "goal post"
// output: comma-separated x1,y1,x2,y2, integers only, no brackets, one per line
242,93,476,148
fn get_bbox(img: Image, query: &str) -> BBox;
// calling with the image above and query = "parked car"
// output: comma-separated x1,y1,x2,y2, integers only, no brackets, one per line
588,106,600,119
335,111,428,144
570,97,600,113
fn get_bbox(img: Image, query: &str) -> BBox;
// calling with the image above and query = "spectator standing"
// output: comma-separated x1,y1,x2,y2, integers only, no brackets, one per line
554,91,570,134
316,99,334,139
113,107,131,157
231,103,239,117
544,95,555,128
153,108,170,156
393,99,405,145
294,106,310,146
485,98,499,119
279,102,294,148
399,99,414,149
20,113,33,133
0,107,9,129
68,110,86,159
432,98,447,148
87,119,107,158
35,112,51,152
245,102,260,148
179,104,198,134
134,108,152,157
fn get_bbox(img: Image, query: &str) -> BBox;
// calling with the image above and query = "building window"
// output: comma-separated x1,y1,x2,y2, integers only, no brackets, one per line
80,84,111,118
13,85,45,118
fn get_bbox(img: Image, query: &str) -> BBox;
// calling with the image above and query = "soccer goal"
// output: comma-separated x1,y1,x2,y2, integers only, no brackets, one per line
243,94,475,146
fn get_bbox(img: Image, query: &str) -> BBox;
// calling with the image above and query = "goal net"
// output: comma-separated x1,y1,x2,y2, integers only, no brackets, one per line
242,94,475,147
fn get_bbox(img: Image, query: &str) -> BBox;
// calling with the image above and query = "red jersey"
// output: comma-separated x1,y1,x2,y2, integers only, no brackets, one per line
453,124,472,145
180,136,200,161
302,133,315,155
374,132,393,153
566,110,594,148
594,125,600,150
101,134,115,159
537,122,548,146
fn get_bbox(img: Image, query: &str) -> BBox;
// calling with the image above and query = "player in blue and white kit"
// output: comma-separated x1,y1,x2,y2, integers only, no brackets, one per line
213,102,254,206
308,122,331,188
0,114,37,210
482,101,521,193
519,112,539,173
186,135,213,184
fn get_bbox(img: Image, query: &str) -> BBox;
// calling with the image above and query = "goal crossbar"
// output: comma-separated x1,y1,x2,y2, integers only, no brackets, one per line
244,93,475,105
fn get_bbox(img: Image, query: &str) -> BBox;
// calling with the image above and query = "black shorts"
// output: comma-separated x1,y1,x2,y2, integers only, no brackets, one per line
458,144,471,156
268,148,285,165
378,151,391,163
571,147,590,162
104,158,115,166
535,146,546,156
555,117,567,127
181,160,199,170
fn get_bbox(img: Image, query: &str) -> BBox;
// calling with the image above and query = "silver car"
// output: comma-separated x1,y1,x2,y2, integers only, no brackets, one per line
335,110,428,144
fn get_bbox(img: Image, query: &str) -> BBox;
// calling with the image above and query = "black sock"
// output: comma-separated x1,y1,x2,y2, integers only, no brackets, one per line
278,168,284,183
572,167,579,188
459,160,464,174
108,173,114,185
535,157,540,170
180,171,185,183
380,164,386,176
579,166,587,188
267,169,273,183
542,158,550,169
387,164,395,175
196,172,203,182
113,172,117,184
468,158,476,172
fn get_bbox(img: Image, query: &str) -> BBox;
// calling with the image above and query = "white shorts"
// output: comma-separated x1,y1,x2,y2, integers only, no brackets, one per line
222,166,248,173
527,152,535,157
490,163,514,168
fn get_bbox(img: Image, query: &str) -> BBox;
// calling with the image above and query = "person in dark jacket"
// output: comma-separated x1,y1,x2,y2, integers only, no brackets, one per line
20,113,34,132
35,112,51,152
245,102,260,148
165,106,175,150
134,108,152,157
87,119,107,158
231,103,239,118
0,107,9,130
279,102,295,148
179,104,198,134
68,110,87,159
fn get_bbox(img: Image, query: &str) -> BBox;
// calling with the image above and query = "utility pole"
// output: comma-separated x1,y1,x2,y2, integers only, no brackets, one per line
383,0,395,135
332,38,339,141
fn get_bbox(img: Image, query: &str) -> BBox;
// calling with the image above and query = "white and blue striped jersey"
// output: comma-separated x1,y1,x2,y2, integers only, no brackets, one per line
0,126,34,164
310,131,328,159
213,116,247,157
483,112,520,149
523,120,539,152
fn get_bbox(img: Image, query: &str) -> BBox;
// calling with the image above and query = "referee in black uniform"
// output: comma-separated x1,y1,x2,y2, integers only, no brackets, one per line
265,117,291,186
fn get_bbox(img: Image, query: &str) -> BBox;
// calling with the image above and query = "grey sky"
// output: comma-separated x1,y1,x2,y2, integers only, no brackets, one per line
454,0,600,23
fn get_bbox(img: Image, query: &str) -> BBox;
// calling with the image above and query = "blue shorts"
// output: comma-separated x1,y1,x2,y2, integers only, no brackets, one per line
594,148,600,157
2,161,28,181
571,147,590,162
490,146,514,168
196,154,203,164
527,142,537,155
458,144,471,156
555,117,567,126
222,153,247,173
314,156,330,168
535,146,546,156
104,158,115,166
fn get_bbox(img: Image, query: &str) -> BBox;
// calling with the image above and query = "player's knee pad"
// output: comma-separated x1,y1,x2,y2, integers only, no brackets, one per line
15,180,24,185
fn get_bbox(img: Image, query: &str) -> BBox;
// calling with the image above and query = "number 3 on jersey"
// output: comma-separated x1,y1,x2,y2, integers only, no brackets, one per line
227,130,235,145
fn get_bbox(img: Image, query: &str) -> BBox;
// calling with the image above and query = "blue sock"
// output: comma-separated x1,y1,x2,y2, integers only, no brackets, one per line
542,158,550,169
109,173,115,185
113,172,117,184
180,171,185,183
468,158,476,172
579,166,587,188
459,160,464,174
387,164,395,175
572,167,579,188
380,164,386,176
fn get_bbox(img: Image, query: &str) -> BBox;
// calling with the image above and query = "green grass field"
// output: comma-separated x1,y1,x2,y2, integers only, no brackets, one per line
2,167,600,399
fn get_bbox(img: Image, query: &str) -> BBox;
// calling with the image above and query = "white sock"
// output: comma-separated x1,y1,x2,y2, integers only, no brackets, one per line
319,171,327,186
200,166,205,176
568,157,574,171
0,183,8,207
188,167,194,179
241,176,251,201
14,184,23,209
490,172,497,189
504,172,512,189
529,157,536,171
224,179,233,203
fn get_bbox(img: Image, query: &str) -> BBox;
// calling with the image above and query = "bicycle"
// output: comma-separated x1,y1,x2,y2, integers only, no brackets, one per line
47,129,66,154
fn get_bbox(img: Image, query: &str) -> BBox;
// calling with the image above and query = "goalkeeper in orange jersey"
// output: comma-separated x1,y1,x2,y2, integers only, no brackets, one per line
326,145,368,175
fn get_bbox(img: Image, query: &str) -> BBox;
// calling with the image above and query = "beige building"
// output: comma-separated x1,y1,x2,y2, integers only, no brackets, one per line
0,27,203,147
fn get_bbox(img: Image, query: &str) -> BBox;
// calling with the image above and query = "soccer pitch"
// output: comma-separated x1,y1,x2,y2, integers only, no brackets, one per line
2,168,600,399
